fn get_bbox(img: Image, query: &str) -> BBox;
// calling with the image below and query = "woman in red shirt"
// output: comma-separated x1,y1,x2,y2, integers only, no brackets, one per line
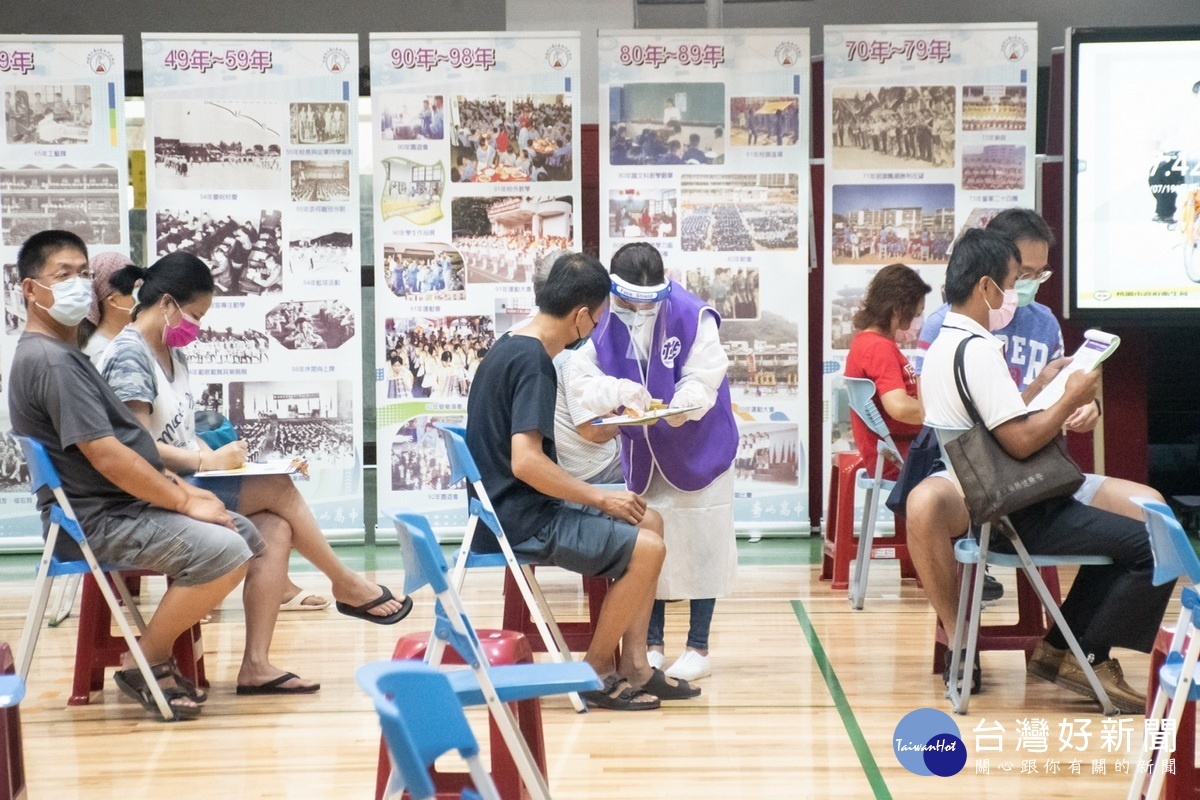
843,263,931,479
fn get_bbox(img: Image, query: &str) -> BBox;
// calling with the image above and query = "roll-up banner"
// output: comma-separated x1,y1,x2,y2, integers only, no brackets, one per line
599,29,811,532
822,23,1038,523
0,35,129,545
370,32,582,531
143,33,365,536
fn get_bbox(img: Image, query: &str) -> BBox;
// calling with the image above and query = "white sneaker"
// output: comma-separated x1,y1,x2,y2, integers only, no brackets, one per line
664,650,711,681
647,650,665,670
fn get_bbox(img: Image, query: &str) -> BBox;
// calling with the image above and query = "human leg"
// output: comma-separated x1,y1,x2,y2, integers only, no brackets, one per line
1087,476,1163,521
237,512,318,692
237,474,407,619
904,475,969,641
647,599,666,666
664,598,716,681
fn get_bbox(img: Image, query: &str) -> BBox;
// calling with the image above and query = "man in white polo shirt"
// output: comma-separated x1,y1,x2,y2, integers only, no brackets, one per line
920,228,1173,714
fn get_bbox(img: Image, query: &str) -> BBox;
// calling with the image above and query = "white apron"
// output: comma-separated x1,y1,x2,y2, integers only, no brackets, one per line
643,465,737,600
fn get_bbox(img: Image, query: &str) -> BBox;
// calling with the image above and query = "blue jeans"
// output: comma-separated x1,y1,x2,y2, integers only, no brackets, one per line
646,598,716,651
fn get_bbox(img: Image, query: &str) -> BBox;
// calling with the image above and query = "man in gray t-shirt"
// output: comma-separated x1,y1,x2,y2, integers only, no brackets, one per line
8,230,257,720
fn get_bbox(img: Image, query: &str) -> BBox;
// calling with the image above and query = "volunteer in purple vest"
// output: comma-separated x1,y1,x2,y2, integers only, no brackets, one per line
570,242,737,681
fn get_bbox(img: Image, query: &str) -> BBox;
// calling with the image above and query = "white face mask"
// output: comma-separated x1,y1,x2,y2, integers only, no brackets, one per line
34,276,93,327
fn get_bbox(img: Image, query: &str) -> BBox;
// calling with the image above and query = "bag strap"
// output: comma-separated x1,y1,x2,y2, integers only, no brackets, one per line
952,335,985,428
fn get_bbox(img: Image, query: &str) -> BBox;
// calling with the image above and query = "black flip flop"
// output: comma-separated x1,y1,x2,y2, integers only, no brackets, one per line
641,667,701,700
113,664,202,721
236,672,321,696
580,674,661,711
335,585,414,625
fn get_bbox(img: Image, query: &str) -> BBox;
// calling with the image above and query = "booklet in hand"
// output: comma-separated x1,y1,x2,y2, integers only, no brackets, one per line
1027,329,1120,412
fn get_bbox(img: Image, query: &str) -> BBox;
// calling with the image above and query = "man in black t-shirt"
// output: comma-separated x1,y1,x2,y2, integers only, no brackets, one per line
466,252,700,710
9,230,258,720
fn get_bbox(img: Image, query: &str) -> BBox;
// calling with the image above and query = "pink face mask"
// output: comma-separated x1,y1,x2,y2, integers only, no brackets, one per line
163,298,201,348
984,282,1018,331
895,314,923,345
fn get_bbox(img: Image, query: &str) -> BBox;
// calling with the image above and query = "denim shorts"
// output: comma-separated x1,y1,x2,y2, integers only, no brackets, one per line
187,475,244,512
510,503,639,580
90,503,263,587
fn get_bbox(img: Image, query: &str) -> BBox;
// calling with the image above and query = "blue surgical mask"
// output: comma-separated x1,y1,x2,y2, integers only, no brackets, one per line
1014,277,1040,307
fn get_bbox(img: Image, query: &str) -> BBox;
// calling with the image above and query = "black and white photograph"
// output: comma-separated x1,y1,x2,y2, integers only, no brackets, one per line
389,416,456,492
962,144,1026,190
679,174,798,252
382,241,465,301
1,164,121,246
452,195,574,284
266,300,355,350
830,86,956,170
287,229,354,275
198,383,224,414
290,159,351,203
0,433,29,491
5,85,92,144
729,97,799,147
382,315,494,399
379,95,444,141
227,379,355,464
962,85,1027,131
450,94,572,183
684,265,760,321
733,423,800,485
380,157,444,226
152,100,282,190
608,82,725,166
289,102,349,145
831,184,955,265
609,189,677,238
188,325,270,364
155,208,283,295
3,262,25,334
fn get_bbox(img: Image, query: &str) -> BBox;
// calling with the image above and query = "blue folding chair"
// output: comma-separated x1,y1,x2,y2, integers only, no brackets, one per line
433,422,586,712
12,436,179,721
843,377,903,610
928,425,1117,716
390,511,601,800
357,660,500,800
1127,499,1200,800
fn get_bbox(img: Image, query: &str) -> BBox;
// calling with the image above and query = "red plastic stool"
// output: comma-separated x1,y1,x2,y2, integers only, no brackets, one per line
376,630,545,800
1139,626,1199,800
502,569,619,664
69,572,206,706
0,643,25,800
931,566,1062,673
821,451,918,591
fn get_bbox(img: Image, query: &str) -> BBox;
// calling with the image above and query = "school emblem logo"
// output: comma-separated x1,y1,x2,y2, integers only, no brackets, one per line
324,48,350,73
775,42,801,67
87,49,115,75
1093,290,1112,302
660,336,682,368
1000,36,1029,62
545,44,571,70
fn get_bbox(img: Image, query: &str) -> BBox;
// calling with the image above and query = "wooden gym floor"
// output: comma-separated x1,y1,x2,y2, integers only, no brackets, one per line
0,538,1180,799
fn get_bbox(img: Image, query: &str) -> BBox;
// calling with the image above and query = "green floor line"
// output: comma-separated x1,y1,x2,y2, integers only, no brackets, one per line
791,599,892,800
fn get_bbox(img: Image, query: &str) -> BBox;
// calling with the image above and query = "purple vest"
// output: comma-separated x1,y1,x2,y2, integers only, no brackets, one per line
592,282,738,493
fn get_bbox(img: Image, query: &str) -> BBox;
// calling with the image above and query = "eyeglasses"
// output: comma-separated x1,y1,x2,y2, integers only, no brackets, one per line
1019,269,1053,284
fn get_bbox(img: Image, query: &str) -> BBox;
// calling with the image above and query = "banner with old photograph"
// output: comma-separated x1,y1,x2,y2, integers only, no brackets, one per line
0,35,129,545
822,24,1038,522
599,30,811,532
143,34,365,536
370,32,581,530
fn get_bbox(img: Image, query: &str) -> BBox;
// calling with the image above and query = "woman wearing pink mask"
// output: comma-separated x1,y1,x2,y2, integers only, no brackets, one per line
99,252,411,696
843,263,932,480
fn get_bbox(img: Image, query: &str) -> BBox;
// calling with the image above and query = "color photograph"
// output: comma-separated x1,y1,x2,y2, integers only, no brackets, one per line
609,82,725,165
450,94,572,182
680,174,798,251
830,183,955,265
830,86,956,170
452,195,574,284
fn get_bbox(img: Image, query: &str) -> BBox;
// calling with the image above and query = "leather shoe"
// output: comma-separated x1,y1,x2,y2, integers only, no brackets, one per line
1027,640,1067,683
1056,653,1146,715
